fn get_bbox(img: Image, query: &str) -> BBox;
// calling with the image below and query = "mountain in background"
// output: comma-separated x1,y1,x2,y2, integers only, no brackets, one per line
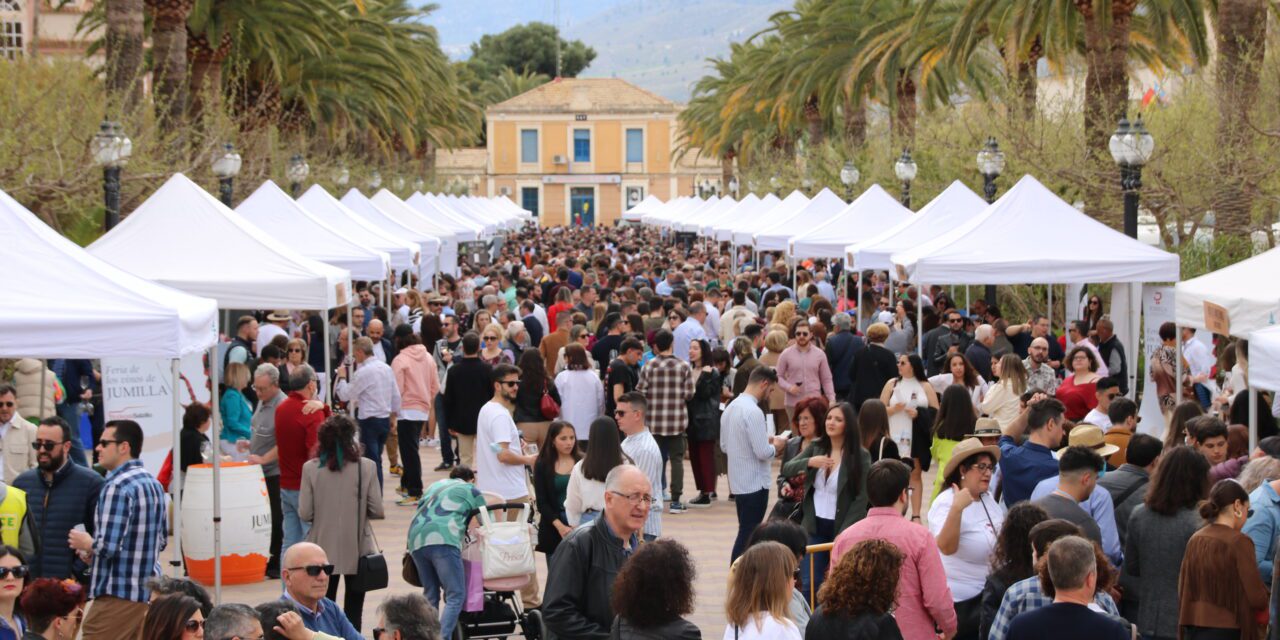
424,0,788,102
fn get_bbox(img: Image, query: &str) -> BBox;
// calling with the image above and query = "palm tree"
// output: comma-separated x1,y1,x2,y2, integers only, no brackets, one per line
1213,0,1268,235
145,0,195,130
104,0,145,113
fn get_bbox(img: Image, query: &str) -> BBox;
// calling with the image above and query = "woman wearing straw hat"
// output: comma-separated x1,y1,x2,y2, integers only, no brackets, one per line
927,438,1004,640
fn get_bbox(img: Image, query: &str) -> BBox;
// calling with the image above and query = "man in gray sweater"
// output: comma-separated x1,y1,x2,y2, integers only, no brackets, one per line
1097,433,1162,547
1034,447,1106,547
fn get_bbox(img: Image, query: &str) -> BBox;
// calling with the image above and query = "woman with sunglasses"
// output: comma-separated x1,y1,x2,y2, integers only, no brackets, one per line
880,353,938,521
140,594,203,640
1081,295,1104,336
18,578,84,640
0,547,28,640
280,339,308,392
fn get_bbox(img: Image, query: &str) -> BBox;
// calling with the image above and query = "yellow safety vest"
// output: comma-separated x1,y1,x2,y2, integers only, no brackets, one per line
0,486,27,548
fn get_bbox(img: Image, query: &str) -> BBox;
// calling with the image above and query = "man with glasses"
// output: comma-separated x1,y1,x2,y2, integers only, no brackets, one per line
246,364,287,579
14,416,103,579
1083,378,1120,431
1024,338,1060,396
279,542,361,640
476,363,541,607
928,311,972,377
544,465,651,640
614,392,666,530
69,419,167,640
205,603,264,640
0,385,37,484
776,322,836,414
431,309,463,470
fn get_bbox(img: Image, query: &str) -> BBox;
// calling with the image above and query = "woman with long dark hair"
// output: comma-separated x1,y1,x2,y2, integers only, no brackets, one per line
858,400,899,463
513,349,559,451
928,352,988,410
140,594,203,640
880,353,938,520
979,503,1050,639
532,421,581,560
687,339,722,507
565,417,630,526
931,384,979,499
298,415,384,631
780,401,870,602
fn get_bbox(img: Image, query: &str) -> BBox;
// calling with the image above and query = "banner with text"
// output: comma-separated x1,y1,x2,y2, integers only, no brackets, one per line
1138,286,1174,438
102,353,211,475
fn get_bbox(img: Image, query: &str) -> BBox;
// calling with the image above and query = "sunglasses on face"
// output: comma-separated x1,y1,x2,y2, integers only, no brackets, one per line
288,348,303,353
184,619,205,633
795,332,810,337
0,565,29,580
289,563,336,577
948,318,962,324
499,379,521,387
32,440,65,451
0,402,13,408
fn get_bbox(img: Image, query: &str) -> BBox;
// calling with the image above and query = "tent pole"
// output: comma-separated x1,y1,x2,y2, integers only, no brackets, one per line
209,344,222,604
39,360,47,421
323,311,333,407
917,286,923,357
1175,325,1183,432
170,358,183,576
856,270,862,331
1047,285,1053,335
1250,382,1258,453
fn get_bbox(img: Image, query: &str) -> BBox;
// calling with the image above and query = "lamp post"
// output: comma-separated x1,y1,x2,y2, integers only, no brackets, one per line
801,176,815,195
1109,116,1154,239
92,121,132,232
393,176,406,193
368,170,382,191
286,154,309,197
335,166,350,189
839,160,860,202
729,176,739,198
211,143,242,207
748,180,758,194
769,175,780,192
413,177,425,193
894,149,917,208
976,137,1005,304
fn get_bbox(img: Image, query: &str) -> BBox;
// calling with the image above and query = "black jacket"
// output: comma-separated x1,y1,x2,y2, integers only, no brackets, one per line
1098,336,1129,395
687,369,722,442
544,517,638,640
514,377,560,424
442,357,493,436
980,572,1015,640
532,459,571,556
609,617,701,639
805,608,903,640
14,461,105,580
824,331,864,394
850,344,897,408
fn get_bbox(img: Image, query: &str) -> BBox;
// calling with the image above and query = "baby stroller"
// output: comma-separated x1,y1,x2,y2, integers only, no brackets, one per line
453,498,545,640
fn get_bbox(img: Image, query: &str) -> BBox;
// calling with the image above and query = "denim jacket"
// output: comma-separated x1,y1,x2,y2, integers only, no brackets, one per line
1245,481,1280,585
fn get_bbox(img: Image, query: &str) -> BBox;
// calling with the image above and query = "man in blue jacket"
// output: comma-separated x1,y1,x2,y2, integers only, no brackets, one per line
281,542,362,640
14,416,104,580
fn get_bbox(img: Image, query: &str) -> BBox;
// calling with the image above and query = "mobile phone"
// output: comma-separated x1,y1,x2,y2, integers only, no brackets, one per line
778,430,792,440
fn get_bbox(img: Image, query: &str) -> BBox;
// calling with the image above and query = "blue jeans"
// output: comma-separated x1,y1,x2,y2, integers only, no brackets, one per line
359,416,390,490
731,488,769,564
413,545,465,639
280,488,311,554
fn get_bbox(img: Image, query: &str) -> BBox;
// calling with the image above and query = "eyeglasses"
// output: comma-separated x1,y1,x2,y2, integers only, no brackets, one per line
287,348,303,353
969,463,995,473
287,563,336,577
0,566,28,580
184,619,205,633
499,379,521,387
96,439,123,448
794,332,810,337
32,440,65,451
948,318,963,324
373,629,390,639
609,490,655,507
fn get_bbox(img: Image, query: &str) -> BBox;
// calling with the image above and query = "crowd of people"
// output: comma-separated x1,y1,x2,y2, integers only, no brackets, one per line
3,221,1280,640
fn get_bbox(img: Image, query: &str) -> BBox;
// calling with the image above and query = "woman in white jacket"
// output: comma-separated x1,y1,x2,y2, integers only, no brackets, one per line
555,344,604,446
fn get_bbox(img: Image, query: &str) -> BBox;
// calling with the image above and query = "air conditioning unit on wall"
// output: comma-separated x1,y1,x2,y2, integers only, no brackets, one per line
552,155,567,165
499,187,511,196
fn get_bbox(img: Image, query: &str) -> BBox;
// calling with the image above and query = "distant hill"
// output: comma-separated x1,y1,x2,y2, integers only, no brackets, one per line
425,0,788,102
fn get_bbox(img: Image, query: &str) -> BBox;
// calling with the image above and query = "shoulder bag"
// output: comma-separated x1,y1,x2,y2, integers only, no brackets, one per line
540,379,560,419
353,459,389,591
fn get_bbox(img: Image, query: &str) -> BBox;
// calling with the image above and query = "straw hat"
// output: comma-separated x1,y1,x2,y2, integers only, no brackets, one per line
942,437,1002,480
969,418,1002,439
1053,424,1120,459
266,310,291,322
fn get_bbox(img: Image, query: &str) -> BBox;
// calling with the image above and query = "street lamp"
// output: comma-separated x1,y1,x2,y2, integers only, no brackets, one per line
748,180,758,194
393,176,406,193
1109,115,1154,238
334,166,350,188
413,177,425,193
286,153,309,197
839,160,860,201
211,142,242,207
801,176,815,195
976,137,1005,204
368,170,382,191
728,176,739,198
92,121,132,232
769,175,780,192
894,149,917,208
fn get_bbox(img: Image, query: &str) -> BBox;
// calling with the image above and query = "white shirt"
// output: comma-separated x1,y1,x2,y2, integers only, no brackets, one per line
532,303,550,336
256,323,288,355
563,460,606,526
334,358,401,419
475,401,528,500
927,487,1004,601
621,429,664,537
1183,338,1215,378
554,370,605,442
813,464,839,520
1083,408,1113,431
722,615,802,640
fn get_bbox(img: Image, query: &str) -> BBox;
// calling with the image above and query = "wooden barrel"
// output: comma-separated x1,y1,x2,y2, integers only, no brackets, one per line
180,462,271,585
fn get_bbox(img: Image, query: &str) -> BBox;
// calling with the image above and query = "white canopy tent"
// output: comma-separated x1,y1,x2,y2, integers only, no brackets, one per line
340,189,442,284
697,194,763,236
754,189,847,252
1175,246,1280,337
370,190,460,277
655,196,718,230
847,181,986,270
673,196,738,233
494,194,534,221
731,191,810,246
406,193,483,242
622,195,664,222
448,194,517,230
644,196,705,227
88,173,353,603
1252,326,1280,393
296,185,419,274
473,194,526,223
892,175,1179,285
422,193,497,237
236,181,389,281
789,185,912,259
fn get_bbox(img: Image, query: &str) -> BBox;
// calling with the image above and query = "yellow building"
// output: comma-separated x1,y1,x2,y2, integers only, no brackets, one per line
486,77,720,226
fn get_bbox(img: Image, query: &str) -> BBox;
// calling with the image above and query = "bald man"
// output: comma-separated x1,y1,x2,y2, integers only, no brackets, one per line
1025,337,1060,395
279,543,361,640
367,319,395,365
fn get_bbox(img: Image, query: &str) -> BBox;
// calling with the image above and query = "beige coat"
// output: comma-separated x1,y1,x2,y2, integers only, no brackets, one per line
299,456,385,575
13,359,56,421
759,352,786,411
0,413,37,485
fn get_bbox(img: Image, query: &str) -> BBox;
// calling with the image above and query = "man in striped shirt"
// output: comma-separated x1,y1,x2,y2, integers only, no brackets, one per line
615,392,664,540
720,366,786,563
69,420,167,640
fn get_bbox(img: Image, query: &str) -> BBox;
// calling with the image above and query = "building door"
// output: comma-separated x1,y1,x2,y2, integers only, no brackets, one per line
570,187,594,227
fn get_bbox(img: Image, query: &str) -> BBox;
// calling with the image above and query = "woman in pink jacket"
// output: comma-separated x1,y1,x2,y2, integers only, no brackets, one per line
391,324,440,505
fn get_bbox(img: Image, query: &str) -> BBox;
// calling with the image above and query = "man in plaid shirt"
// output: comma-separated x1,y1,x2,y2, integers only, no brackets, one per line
636,329,694,512
69,420,168,640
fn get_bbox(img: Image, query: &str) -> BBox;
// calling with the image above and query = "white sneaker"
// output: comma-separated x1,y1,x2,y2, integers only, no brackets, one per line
419,438,429,447
426,438,440,448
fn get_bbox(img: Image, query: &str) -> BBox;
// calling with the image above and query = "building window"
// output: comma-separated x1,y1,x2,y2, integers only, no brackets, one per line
0,1,21,11
521,186,539,218
625,129,643,164
0,20,22,60
520,129,538,164
573,129,590,163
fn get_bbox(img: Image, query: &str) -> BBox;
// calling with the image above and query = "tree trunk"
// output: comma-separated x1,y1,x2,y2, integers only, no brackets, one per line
721,151,735,195
843,93,867,148
104,0,146,114
1213,0,1267,237
803,94,825,146
187,30,230,123
1076,0,1133,152
1013,36,1042,120
893,72,917,143
147,0,194,134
